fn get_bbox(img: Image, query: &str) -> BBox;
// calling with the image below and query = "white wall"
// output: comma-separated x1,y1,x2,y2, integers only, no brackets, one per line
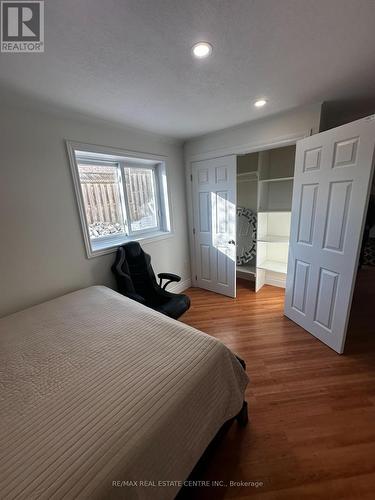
185,104,321,159
0,101,190,317
237,179,257,212
184,103,322,284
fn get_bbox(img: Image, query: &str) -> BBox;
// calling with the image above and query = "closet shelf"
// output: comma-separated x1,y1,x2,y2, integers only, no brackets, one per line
237,171,258,182
257,260,288,274
258,176,293,183
258,209,292,214
257,235,289,243
236,264,256,276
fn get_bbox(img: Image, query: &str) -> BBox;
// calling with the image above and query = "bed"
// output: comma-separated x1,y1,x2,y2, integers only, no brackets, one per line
0,286,248,500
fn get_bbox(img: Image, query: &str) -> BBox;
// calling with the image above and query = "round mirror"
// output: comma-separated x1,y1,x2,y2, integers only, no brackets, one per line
236,207,257,265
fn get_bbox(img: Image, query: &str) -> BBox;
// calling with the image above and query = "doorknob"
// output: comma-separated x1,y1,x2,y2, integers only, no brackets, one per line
228,240,236,245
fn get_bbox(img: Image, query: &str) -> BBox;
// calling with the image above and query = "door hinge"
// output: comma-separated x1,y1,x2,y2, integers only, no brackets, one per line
193,227,196,235
195,275,197,281
190,174,193,182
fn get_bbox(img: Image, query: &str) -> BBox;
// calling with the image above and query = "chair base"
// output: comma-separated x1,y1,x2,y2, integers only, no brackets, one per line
152,293,191,320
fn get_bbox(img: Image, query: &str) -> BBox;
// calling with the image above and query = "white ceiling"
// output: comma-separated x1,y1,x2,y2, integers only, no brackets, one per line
1,0,375,139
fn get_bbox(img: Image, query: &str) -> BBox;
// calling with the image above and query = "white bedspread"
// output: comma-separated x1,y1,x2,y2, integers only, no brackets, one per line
0,286,248,500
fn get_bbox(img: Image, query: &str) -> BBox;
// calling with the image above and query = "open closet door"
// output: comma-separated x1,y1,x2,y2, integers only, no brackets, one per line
192,156,236,298
285,116,375,353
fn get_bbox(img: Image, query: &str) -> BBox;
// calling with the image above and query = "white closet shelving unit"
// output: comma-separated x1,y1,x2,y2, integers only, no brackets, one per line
256,146,295,291
256,211,291,288
236,145,295,291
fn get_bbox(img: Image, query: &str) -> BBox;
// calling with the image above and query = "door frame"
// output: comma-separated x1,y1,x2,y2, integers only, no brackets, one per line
185,131,311,288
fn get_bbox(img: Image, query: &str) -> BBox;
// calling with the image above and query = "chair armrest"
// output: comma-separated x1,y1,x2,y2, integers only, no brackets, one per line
158,273,181,282
158,273,181,290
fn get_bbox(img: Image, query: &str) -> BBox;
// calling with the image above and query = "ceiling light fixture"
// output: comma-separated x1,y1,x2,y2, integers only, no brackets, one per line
192,42,213,59
254,98,267,108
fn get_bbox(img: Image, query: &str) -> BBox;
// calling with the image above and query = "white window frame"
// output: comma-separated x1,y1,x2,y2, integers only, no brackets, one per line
66,141,173,258
122,161,161,236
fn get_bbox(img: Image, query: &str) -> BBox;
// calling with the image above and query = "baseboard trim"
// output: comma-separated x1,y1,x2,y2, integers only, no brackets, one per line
167,278,192,294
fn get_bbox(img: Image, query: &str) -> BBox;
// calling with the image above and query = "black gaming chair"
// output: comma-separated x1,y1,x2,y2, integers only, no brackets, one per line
111,242,190,320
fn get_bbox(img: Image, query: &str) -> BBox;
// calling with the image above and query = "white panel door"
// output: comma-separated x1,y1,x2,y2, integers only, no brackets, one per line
192,156,236,297
285,116,375,353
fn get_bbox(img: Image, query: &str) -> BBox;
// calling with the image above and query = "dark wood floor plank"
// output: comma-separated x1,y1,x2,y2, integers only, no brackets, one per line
180,270,375,499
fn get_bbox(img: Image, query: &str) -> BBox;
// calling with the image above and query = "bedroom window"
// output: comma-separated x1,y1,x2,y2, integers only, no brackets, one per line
67,142,171,258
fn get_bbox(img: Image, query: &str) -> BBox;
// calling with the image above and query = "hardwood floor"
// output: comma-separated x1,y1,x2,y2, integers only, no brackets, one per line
179,271,375,500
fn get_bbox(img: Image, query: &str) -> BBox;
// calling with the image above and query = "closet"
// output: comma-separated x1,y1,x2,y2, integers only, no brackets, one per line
191,116,375,353
236,145,296,292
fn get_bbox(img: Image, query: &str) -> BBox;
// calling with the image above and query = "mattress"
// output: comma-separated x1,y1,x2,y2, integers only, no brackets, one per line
0,286,248,500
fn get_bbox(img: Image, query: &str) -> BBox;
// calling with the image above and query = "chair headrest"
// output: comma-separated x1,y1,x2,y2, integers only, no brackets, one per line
123,241,143,260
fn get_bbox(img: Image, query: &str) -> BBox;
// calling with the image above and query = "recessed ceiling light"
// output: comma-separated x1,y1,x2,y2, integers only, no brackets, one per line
254,98,267,108
192,42,213,59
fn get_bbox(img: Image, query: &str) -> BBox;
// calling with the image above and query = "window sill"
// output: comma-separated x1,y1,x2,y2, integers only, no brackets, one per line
88,230,174,259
